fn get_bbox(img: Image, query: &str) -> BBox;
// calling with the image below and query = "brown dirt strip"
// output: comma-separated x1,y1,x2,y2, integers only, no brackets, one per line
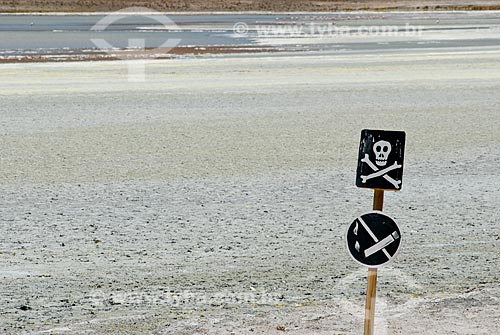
0,45,288,64
1,1,500,13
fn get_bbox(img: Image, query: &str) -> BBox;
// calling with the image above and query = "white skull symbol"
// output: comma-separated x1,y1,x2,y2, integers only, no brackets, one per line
373,140,392,166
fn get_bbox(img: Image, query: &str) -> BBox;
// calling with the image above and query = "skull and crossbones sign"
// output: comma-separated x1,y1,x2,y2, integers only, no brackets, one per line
360,140,402,189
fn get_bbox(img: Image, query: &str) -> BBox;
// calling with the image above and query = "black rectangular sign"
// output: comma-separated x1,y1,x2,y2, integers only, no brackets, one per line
356,129,406,191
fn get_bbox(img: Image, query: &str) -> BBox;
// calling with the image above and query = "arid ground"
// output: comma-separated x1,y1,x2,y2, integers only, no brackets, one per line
1,46,500,335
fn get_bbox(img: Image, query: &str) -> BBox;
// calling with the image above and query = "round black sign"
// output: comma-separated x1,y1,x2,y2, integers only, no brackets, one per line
346,211,402,268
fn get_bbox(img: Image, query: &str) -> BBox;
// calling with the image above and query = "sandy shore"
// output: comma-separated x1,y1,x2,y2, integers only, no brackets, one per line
1,46,499,334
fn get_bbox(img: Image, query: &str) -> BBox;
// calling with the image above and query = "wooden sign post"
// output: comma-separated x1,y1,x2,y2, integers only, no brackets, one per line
365,189,384,335
347,129,406,335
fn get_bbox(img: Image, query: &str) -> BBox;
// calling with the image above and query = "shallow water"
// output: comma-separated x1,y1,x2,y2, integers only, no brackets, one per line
2,12,500,58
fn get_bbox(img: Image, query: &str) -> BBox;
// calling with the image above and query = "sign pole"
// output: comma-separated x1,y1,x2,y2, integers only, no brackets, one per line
364,189,384,335
372,189,384,212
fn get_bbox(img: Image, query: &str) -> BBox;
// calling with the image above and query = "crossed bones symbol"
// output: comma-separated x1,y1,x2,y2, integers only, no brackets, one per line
361,154,401,189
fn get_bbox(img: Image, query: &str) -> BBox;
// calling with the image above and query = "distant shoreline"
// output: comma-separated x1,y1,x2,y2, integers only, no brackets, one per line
2,8,500,14
1,0,500,14
2,9,500,15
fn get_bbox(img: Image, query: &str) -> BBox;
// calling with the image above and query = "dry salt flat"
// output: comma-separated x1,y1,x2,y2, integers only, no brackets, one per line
0,45,500,334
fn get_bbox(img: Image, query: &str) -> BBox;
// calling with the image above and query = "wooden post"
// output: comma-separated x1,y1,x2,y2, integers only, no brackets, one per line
364,268,378,335
364,189,384,335
372,189,384,211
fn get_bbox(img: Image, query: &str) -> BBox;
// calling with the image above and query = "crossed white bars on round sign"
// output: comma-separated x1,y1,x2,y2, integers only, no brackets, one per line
360,154,401,189
357,216,399,260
